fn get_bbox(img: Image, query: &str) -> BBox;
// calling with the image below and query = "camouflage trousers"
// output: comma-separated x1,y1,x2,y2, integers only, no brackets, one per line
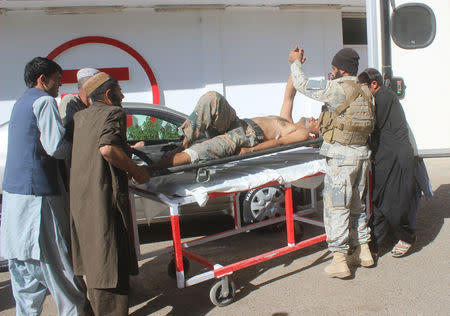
182,91,264,163
323,156,371,253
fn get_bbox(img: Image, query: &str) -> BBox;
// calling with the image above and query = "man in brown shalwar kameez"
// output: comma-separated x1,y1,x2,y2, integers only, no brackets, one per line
70,72,149,315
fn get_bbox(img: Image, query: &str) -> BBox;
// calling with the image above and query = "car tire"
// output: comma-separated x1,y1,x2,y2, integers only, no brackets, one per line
240,186,312,226
241,185,285,225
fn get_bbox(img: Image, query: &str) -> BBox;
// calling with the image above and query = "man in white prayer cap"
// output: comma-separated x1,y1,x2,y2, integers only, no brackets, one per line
58,68,100,183
59,67,100,139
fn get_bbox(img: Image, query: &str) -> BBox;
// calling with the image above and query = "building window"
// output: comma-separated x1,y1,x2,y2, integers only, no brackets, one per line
342,14,367,45
391,3,436,49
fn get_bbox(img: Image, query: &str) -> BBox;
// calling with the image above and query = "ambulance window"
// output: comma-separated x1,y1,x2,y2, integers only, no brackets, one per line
391,4,436,49
126,114,183,142
342,15,367,45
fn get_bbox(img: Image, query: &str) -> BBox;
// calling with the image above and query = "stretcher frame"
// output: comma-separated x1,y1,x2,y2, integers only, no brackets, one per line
130,169,327,306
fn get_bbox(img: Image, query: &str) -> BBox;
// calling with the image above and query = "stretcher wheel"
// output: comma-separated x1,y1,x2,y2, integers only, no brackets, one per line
209,278,236,307
167,257,190,279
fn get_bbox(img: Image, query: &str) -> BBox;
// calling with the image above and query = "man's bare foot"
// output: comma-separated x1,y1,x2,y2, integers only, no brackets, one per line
130,141,145,148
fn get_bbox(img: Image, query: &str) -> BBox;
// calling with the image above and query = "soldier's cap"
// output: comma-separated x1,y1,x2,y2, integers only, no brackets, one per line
83,72,112,96
332,48,359,75
76,68,100,81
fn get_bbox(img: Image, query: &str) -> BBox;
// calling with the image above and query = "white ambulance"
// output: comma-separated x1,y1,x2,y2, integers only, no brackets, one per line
0,0,447,154
0,1,447,229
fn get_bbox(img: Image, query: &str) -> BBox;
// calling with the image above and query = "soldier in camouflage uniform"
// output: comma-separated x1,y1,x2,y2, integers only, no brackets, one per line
153,79,320,168
180,91,265,163
289,46,375,279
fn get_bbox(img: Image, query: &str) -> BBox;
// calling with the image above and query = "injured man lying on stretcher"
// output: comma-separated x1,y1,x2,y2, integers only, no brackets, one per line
153,75,319,168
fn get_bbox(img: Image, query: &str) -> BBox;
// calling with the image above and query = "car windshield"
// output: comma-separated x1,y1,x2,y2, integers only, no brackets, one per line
126,113,183,142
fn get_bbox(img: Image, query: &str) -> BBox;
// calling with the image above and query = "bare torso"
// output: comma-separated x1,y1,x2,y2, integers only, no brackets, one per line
251,116,307,140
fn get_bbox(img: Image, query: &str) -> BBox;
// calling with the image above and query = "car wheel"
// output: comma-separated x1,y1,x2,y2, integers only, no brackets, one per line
241,185,285,225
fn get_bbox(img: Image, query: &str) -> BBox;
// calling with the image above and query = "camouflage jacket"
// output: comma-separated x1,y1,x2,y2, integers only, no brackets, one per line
290,60,370,160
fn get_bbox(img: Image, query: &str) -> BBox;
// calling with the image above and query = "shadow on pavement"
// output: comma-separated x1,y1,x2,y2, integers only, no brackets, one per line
130,184,450,314
375,183,450,259
130,215,327,315
412,184,450,254
0,278,15,312
137,214,236,243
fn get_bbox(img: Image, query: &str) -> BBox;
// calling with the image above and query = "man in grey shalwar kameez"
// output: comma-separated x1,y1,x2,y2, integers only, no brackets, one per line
1,57,90,315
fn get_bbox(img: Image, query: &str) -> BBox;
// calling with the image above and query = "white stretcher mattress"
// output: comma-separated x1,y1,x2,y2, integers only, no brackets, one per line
138,147,326,207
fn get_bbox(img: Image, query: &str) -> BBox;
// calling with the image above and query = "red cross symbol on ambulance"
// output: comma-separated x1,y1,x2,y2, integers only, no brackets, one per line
47,36,160,127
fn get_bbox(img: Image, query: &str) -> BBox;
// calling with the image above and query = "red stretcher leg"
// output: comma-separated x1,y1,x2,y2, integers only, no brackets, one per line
170,212,185,288
285,184,295,246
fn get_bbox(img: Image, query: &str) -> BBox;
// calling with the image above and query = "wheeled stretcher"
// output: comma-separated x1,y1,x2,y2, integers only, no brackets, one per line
130,145,328,306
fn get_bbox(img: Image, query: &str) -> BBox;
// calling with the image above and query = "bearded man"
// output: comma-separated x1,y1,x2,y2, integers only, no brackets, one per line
70,72,149,315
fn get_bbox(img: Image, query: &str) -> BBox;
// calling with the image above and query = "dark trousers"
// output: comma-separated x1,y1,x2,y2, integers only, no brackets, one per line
88,280,129,316
370,156,416,253
87,261,130,316
87,229,131,316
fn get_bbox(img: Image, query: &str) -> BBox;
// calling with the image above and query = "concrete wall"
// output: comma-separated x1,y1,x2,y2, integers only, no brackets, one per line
0,7,365,125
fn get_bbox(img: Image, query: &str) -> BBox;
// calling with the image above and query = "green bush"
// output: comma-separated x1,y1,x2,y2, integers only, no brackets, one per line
127,118,180,141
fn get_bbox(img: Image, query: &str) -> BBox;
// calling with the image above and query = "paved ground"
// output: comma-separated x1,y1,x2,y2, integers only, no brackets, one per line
0,158,449,315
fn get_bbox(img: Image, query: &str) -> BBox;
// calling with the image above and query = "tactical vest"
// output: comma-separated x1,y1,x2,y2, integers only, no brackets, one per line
318,81,374,146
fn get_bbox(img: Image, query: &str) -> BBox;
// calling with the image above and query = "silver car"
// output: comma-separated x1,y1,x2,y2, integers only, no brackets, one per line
124,102,315,226
0,102,304,271
0,103,308,228
123,102,234,225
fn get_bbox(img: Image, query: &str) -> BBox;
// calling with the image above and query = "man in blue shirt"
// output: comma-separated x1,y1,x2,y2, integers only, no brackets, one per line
1,57,90,315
